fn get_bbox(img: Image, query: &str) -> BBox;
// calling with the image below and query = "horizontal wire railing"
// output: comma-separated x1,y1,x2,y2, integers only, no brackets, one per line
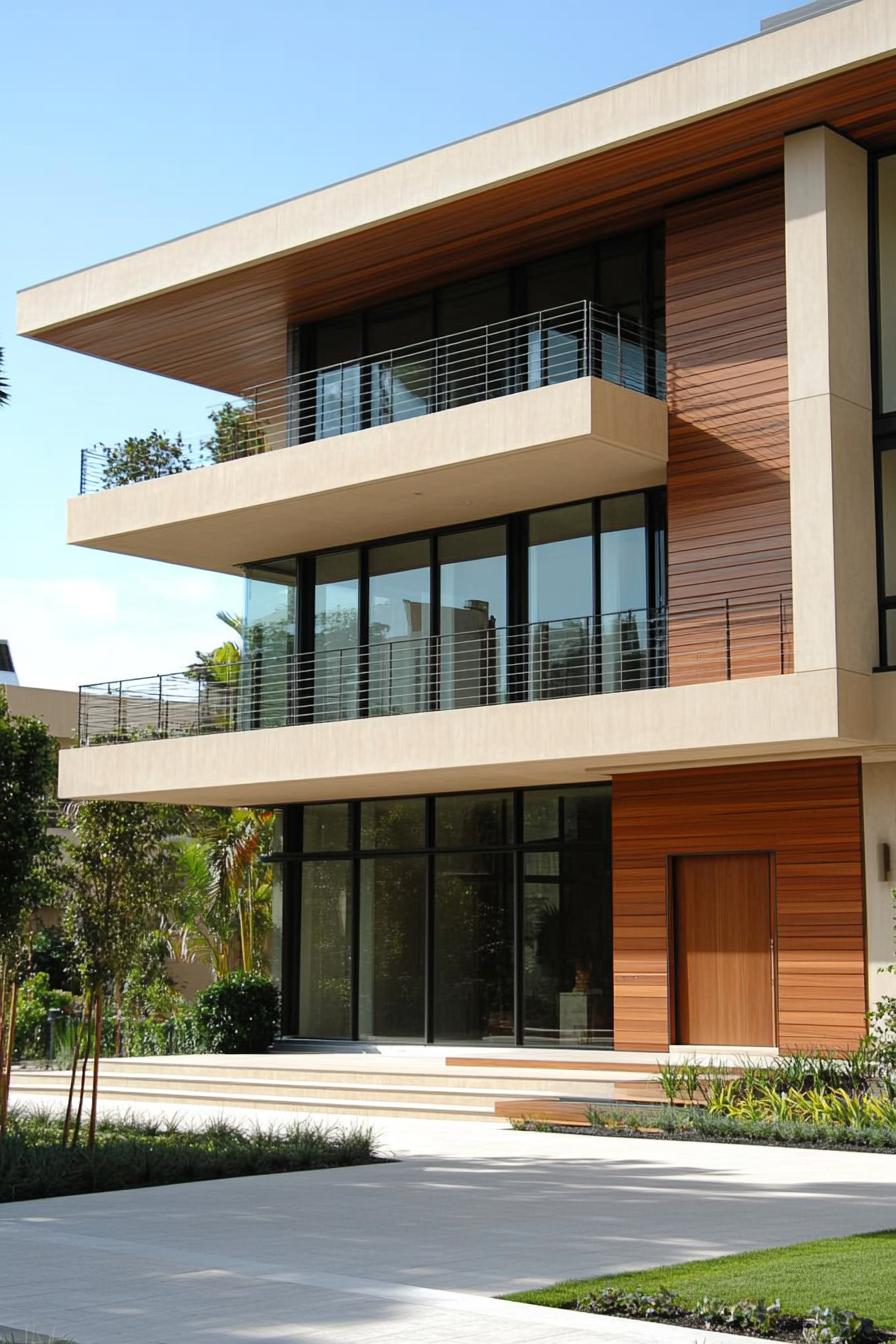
79,300,665,492
78,593,792,745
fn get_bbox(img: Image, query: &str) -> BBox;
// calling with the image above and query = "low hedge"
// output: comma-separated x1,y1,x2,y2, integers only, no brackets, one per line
0,1107,376,1202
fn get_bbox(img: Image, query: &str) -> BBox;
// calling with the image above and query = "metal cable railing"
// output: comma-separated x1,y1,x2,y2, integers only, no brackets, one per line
79,300,665,492
78,594,791,745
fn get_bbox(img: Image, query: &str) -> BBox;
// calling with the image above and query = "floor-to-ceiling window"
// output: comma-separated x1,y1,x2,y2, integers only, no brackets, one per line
241,486,665,728
289,228,665,437
875,154,896,665
281,784,613,1048
242,559,296,728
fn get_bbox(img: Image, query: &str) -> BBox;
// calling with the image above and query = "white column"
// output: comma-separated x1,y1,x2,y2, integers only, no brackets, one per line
785,126,876,677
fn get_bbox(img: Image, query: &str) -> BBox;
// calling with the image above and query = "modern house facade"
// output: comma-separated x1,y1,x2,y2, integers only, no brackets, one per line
19,0,896,1056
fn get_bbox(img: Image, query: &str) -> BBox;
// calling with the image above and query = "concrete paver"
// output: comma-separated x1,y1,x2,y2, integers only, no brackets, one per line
2,1095,895,1343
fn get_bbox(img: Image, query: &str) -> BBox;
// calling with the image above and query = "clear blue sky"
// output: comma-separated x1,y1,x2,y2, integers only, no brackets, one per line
3,0,773,690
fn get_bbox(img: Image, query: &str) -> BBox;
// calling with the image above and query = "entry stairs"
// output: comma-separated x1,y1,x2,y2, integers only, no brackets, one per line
12,1049,673,1123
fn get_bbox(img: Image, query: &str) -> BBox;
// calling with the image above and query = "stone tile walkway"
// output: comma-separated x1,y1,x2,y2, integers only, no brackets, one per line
2,1097,895,1343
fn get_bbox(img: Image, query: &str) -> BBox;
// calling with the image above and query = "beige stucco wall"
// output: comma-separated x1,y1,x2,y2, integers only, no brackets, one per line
4,684,79,745
18,0,896,340
66,378,667,573
785,126,877,682
862,762,896,1012
58,668,860,806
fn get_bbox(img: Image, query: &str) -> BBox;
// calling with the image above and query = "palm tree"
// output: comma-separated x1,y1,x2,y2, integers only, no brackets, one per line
171,810,274,977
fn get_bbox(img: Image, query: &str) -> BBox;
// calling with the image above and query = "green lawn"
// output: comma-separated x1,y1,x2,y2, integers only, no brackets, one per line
506,1230,896,1328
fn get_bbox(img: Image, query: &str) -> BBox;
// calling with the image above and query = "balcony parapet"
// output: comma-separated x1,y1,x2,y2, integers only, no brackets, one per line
78,594,792,747
78,301,664,493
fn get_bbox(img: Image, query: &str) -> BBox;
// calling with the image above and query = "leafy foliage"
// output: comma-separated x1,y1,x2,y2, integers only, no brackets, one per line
201,401,265,463
97,429,189,487
0,1106,374,1202
0,346,8,406
0,692,58,944
193,971,280,1052
13,973,74,1059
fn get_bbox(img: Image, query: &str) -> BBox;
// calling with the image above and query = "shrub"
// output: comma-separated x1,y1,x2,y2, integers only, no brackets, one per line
804,1306,875,1344
98,430,190,487
13,973,74,1060
193,971,280,1053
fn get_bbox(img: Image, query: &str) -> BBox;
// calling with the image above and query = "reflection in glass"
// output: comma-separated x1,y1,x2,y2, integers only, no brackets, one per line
525,250,593,388
241,559,296,729
433,850,514,1043
522,839,613,1047
881,449,896,598
299,860,352,1039
600,494,648,692
368,539,431,717
313,315,363,439
314,550,359,721
528,505,593,700
438,273,512,406
369,296,434,425
359,856,426,1040
360,797,426,850
598,236,647,392
438,526,507,709
303,803,351,853
435,791,512,848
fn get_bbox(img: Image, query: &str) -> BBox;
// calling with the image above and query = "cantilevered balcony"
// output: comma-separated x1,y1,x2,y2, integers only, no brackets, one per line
77,594,792,747
68,302,668,572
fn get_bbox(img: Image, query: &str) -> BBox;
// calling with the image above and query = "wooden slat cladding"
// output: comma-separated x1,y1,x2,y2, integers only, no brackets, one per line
665,177,791,685
28,55,896,393
611,759,867,1053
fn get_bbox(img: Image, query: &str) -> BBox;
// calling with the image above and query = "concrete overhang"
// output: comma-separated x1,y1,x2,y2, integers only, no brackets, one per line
58,667,870,806
66,378,667,572
17,0,896,392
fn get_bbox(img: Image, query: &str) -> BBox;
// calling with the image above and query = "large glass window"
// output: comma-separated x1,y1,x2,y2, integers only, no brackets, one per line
878,155,896,416
247,489,665,718
433,849,515,1043
438,273,513,407
313,549,359,721
298,860,353,1039
600,494,648,692
241,559,296,728
368,539,431,717
438,525,508,709
525,248,594,388
289,785,614,1047
528,504,594,700
359,856,426,1041
312,314,363,439
368,294,434,425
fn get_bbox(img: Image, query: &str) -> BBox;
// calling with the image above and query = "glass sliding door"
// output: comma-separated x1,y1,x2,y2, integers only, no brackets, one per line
368,295,434,426
433,848,514,1043
438,525,507,709
437,272,512,407
312,314,363,439
239,559,296,729
358,856,426,1041
524,248,594,388
298,859,352,1039
600,494,648,691
598,235,648,392
313,549,359,721
521,786,612,1047
877,155,896,416
367,538,432,717
527,504,594,700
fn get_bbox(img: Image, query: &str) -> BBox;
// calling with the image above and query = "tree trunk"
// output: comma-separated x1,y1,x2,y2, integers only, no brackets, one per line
62,990,89,1147
71,994,93,1148
87,989,103,1150
114,980,122,1057
0,979,19,1137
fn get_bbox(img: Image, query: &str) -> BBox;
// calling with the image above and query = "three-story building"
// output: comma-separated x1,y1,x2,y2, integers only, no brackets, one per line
19,0,896,1057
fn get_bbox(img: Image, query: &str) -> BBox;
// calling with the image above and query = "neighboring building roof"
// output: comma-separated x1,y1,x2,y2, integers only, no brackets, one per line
0,639,18,686
16,0,896,392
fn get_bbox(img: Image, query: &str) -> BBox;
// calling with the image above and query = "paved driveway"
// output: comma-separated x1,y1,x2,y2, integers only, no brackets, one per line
2,1105,895,1343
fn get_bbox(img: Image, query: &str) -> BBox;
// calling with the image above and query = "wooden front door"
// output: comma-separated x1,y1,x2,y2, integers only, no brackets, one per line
673,853,775,1046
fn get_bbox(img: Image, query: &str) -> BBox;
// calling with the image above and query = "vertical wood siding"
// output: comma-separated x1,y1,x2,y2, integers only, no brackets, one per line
612,759,867,1053
664,176,792,684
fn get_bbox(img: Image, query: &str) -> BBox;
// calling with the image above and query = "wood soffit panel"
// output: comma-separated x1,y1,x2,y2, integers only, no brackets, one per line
25,56,896,393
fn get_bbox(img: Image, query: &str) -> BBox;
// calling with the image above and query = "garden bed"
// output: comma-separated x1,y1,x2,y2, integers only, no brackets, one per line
506,1230,896,1338
0,1106,378,1202
511,1108,896,1152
